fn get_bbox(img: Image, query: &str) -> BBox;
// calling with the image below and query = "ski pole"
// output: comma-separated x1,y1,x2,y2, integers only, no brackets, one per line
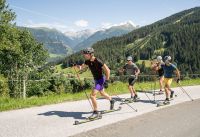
153,78,157,102
73,64,94,110
145,92,152,102
177,83,194,101
138,83,152,102
115,95,138,112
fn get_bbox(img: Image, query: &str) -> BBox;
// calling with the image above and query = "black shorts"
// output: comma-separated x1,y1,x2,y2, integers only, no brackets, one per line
158,74,164,79
128,77,136,86
158,69,164,77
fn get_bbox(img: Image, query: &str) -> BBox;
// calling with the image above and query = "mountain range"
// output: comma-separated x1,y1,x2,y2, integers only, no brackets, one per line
27,27,74,55
74,22,138,51
63,7,200,74
25,22,137,59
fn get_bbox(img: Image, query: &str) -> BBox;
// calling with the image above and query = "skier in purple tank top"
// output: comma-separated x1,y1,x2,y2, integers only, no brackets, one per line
80,47,115,119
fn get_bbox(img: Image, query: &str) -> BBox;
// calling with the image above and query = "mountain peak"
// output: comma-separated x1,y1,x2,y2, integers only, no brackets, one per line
120,20,137,27
100,21,138,31
107,21,138,31
64,29,96,39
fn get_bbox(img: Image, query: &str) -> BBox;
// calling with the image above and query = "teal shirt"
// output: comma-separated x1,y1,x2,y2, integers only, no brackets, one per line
161,63,177,78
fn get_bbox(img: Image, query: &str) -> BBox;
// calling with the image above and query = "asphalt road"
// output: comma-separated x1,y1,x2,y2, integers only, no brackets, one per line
0,85,200,137
72,99,200,137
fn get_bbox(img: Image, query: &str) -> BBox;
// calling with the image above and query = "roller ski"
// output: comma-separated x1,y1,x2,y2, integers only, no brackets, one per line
157,98,170,107
74,106,121,125
132,95,140,102
121,95,140,104
120,98,134,104
101,99,121,114
74,99,119,125
101,106,122,114
74,111,102,125
74,115,102,125
153,90,164,96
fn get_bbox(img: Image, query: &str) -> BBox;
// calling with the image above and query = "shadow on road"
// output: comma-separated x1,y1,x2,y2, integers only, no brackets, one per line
38,111,91,119
137,99,159,104
97,96,163,104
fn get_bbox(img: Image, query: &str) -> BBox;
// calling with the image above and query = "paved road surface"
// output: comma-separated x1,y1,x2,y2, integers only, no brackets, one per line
72,98,200,137
0,85,200,137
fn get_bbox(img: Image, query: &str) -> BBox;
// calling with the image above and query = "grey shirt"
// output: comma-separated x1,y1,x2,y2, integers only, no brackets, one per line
123,63,139,75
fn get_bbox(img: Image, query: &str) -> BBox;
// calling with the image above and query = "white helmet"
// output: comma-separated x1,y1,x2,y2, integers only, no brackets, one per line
156,56,162,63
164,56,171,64
127,56,132,61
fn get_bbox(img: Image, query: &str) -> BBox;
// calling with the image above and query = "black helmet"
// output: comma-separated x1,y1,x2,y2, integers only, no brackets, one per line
82,47,94,54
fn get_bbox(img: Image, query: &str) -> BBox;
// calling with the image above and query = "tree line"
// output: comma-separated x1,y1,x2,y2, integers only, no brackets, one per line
0,0,48,97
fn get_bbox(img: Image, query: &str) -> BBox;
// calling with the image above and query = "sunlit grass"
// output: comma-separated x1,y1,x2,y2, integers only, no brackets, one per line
0,78,199,112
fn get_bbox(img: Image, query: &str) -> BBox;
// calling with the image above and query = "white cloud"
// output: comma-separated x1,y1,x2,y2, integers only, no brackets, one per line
23,20,74,32
74,20,88,27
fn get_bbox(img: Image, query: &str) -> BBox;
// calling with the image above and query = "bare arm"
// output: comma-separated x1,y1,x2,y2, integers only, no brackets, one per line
118,68,125,74
79,64,88,73
174,68,180,80
102,64,110,80
151,61,159,71
135,68,140,76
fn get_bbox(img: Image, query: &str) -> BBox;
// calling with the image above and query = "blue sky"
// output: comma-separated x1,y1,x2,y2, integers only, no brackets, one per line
7,0,200,32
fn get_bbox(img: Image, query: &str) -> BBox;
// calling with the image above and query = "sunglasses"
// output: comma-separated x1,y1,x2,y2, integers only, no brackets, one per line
127,60,131,61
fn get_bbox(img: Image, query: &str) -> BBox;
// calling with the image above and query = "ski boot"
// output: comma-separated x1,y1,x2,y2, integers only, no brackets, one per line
170,90,174,99
110,99,115,110
163,98,170,105
158,90,164,95
132,94,139,102
88,111,101,120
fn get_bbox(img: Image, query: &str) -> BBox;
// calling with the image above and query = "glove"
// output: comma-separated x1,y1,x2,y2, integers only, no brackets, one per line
103,80,109,88
176,78,180,84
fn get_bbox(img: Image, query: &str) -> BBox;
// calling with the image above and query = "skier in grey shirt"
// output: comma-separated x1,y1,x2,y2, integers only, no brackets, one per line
120,56,140,101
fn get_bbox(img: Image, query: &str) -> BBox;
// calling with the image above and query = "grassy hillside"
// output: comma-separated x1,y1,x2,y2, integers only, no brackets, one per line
62,7,200,74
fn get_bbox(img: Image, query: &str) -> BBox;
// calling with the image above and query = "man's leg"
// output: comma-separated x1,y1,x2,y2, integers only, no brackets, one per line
132,86,137,96
164,78,172,104
167,79,174,99
100,89,112,100
128,77,136,97
159,76,164,92
88,89,101,119
97,78,115,110
100,89,115,110
164,84,170,99
169,88,174,99
90,89,98,111
128,85,135,97
164,78,170,99
130,77,138,98
91,78,104,111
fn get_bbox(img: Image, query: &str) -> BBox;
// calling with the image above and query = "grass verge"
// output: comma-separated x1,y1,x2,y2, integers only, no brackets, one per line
0,78,199,112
